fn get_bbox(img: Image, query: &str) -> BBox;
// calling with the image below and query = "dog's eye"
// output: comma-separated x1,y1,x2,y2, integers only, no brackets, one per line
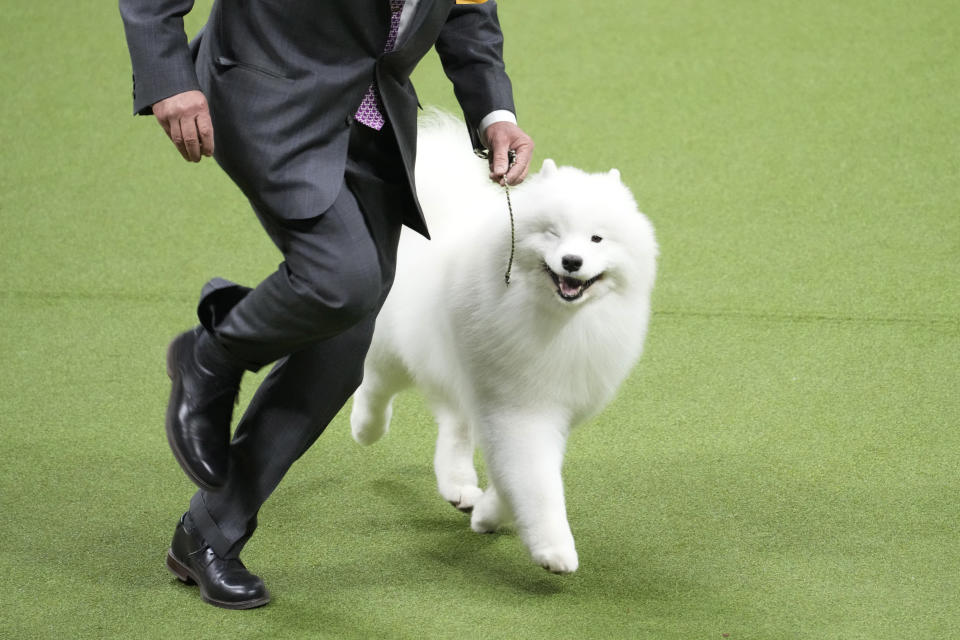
591,235,603,243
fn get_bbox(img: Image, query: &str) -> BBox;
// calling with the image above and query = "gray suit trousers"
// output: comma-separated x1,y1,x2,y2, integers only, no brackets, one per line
187,122,405,557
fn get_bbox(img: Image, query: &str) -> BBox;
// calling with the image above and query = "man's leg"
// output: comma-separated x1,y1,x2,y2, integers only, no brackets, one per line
167,118,409,489
164,179,386,490
186,123,408,556
197,181,388,371
187,311,378,558
166,120,408,607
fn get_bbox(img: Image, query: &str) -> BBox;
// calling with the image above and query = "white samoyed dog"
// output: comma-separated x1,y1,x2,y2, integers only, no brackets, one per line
350,112,658,574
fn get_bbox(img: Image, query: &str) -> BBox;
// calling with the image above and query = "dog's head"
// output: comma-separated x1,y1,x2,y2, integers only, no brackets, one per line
510,159,658,308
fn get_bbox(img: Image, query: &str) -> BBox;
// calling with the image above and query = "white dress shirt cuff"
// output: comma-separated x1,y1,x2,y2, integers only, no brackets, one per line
478,110,518,147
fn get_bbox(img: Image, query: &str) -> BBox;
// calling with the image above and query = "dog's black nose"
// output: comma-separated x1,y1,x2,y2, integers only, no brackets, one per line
561,254,583,273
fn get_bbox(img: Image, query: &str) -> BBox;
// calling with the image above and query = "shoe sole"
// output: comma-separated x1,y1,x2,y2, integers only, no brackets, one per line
166,549,270,610
165,335,222,492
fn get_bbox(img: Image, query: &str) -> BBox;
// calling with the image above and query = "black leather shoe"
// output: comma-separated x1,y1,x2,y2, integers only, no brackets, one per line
165,327,242,490
166,515,270,609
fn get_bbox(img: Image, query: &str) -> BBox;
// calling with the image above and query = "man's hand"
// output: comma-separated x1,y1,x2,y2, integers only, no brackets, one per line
485,121,534,186
152,90,215,163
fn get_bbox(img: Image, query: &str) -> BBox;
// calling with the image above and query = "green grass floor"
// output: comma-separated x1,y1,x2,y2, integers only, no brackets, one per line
1,1,957,638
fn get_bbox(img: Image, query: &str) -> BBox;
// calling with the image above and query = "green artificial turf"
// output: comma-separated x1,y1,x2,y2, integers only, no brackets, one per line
1,1,957,638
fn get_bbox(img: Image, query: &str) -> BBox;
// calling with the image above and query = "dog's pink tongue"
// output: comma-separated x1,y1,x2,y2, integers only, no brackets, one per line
560,277,582,297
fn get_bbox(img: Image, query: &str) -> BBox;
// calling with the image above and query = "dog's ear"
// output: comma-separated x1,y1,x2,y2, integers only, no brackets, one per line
541,158,558,176
608,168,621,180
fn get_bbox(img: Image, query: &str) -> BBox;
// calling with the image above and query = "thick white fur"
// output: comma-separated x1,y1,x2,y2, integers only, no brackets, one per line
350,112,658,574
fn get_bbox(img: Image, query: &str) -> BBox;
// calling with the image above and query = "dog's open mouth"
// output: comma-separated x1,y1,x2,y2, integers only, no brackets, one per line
544,264,602,301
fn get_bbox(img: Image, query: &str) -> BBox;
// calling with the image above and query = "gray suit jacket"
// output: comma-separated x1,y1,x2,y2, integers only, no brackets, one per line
119,0,515,236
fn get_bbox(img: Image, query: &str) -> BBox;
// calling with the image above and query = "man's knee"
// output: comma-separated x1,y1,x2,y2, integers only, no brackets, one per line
286,258,383,331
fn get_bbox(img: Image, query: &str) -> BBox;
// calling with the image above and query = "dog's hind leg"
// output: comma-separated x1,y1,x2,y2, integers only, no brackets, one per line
350,353,411,446
470,483,508,533
432,401,483,511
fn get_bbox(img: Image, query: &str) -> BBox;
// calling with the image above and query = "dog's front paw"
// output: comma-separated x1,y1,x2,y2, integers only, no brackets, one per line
350,401,391,446
441,484,484,512
530,545,579,574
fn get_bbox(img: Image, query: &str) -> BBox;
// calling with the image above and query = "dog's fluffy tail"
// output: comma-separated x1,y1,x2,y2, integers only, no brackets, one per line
414,109,503,234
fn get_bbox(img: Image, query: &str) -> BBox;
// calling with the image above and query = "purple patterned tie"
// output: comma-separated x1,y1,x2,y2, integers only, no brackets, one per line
355,0,405,130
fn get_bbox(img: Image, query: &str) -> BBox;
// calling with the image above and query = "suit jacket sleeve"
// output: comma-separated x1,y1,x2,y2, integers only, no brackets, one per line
434,1,516,150
119,0,202,115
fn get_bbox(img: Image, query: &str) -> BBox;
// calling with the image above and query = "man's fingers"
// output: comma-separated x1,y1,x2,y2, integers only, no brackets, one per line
484,121,534,186
151,91,213,162
180,116,202,162
489,143,510,182
155,112,172,137
196,111,215,157
168,118,189,161
504,140,533,186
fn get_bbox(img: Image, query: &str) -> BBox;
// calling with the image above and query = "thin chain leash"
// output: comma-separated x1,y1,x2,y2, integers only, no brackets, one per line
500,149,518,285
475,148,518,286
502,166,516,285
